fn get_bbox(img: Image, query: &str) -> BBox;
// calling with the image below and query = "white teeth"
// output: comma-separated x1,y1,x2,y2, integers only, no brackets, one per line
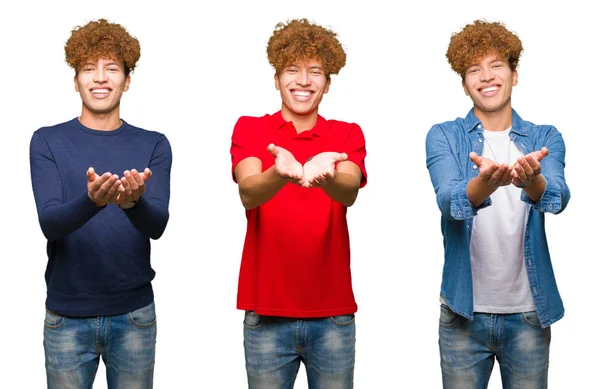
92,89,109,94
481,86,498,93
293,90,310,97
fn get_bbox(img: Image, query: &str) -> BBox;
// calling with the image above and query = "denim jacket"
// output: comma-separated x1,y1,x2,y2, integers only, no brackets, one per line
426,109,570,328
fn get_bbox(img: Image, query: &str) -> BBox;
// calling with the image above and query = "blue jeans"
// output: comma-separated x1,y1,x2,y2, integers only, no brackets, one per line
44,301,157,389
439,304,551,389
243,311,355,389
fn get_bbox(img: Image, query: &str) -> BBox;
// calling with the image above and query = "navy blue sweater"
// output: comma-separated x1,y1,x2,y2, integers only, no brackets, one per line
30,118,171,317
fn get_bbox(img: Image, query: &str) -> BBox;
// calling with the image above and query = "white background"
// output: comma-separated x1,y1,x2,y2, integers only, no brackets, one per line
1,0,597,387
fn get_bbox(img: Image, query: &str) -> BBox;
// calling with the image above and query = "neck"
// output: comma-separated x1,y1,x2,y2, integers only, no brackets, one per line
474,102,512,131
281,106,319,133
79,106,122,131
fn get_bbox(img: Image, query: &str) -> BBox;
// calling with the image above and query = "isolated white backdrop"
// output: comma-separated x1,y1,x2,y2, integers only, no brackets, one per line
0,0,596,387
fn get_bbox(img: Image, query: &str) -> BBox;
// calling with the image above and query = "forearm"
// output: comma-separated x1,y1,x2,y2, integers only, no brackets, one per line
38,191,103,241
321,172,361,207
122,196,169,239
467,176,496,208
238,165,287,210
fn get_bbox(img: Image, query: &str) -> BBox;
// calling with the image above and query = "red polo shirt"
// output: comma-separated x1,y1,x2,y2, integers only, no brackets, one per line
230,111,367,318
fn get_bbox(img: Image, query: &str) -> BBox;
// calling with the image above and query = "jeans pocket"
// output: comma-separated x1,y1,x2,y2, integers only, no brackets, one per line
521,311,542,328
330,314,355,326
439,304,457,327
128,302,157,327
44,309,65,329
243,311,263,329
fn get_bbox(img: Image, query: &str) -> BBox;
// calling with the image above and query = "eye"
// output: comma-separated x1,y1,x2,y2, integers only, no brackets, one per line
108,67,119,72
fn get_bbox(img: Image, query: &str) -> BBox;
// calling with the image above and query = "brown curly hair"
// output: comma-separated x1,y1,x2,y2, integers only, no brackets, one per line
267,19,346,78
446,20,522,79
65,19,140,76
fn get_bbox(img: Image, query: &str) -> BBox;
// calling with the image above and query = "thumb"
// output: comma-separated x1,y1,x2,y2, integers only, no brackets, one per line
267,143,278,157
535,147,549,161
87,167,96,182
335,153,348,162
143,168,152,181
469,152,482,166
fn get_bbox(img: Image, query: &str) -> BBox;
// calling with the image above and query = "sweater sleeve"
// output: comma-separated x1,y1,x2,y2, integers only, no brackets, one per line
122,135,172,239
30,132,103,241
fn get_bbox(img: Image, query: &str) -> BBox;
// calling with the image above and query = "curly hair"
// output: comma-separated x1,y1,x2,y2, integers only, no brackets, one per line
446,20,522,78
65,18,140,76
267,18,346,78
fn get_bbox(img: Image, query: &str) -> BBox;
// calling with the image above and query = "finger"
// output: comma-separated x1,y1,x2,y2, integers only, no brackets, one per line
513,163,527,182
103,176,122,202
489,164,508,184
131,170,146,196
480,163,498,180
524,155,542,176
142,168,152,181
109,185,121,204
87,167,96,182
535,147,549,161
316,174,329,186
267,144,278,157
96,175,118,200
519,157,535,176
125,171,139,192
334,153,348,162
131,169,145,187
120,176,133,195
470,152,482,166
501,166,513,185
309,177,322,188
89,172,112,193
115,184,127,204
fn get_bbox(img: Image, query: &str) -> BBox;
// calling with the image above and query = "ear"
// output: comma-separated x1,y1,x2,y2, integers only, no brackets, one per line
512,69,519,86
462,80,469,96
274,73,280,91
324,78,331,94
74,75,79,92
124,75,131,92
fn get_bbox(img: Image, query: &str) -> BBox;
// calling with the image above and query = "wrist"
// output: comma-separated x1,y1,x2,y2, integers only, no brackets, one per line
518,174,542,189
118,200,137,210
88,192,106,207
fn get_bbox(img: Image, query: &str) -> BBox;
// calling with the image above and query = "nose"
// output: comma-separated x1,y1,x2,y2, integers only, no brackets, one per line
479,66,494,82
93,68,108,83
295,69,311,86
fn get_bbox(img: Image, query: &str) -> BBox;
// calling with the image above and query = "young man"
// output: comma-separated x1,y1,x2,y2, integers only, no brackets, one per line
30,19,171,389
230,18,367,389
426,20,570,388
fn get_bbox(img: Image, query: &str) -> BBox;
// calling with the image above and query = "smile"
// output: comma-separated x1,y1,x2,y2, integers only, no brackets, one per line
292,90,312,97
290,89,314,102
479,85,499,93
91,88,110,95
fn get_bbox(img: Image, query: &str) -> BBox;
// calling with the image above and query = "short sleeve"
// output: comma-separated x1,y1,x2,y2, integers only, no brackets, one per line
230,116,260,183
343,124,367,187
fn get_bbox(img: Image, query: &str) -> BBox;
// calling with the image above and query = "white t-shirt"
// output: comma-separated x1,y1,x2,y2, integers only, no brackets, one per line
470,128,536,313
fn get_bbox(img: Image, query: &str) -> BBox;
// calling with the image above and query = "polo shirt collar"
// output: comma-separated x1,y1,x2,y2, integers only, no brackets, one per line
272,111,327,137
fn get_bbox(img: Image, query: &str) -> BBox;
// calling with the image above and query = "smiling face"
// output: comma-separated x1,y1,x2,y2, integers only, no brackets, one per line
275,58,330,128
74,57,130,125
462,53,518,119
